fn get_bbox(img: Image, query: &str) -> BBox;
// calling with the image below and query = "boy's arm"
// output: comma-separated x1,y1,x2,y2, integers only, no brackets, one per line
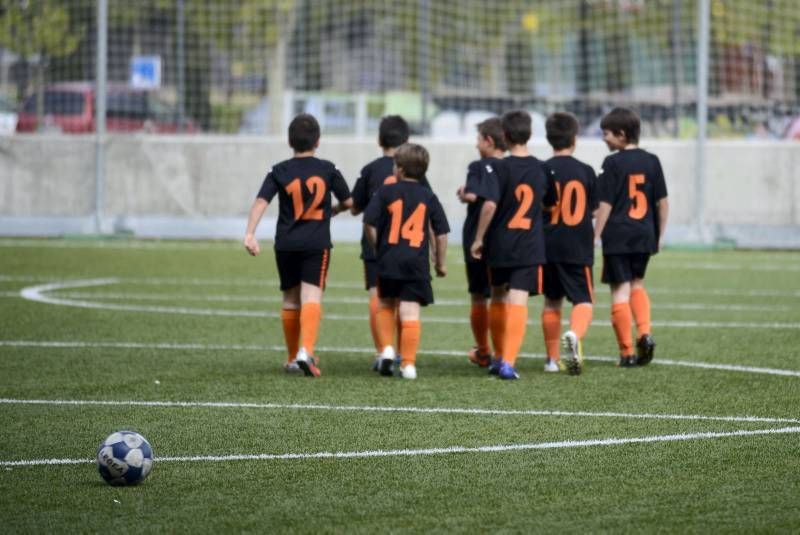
656,197,669,251
243,197,269,256
593,201,612,245
469,200,497,260
333,197,353,216
434,234,448,277
456,186,478,204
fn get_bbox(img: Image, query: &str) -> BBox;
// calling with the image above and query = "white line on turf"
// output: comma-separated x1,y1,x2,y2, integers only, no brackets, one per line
1,397,797,424
3,426,799,467
17,279,800,329
3,340,800,378
3,274,800,298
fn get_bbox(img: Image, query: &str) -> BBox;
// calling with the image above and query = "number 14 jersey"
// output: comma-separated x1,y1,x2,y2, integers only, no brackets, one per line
257,156,352,251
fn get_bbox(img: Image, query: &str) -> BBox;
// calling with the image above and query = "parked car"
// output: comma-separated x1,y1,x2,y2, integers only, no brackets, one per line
16,82,197,134
0,95,18,135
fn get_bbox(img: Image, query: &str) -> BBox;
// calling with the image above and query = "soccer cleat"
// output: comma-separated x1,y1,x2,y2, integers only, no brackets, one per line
543,358,562,373
283,361,303,375
617,355,636,368
295,348,321,377
468,346,492,368
562,330,583,376
400,364,417,380
636,334,656,366
377,346,396,377
488,358,503,376
371,354,380,372
498,361,519,380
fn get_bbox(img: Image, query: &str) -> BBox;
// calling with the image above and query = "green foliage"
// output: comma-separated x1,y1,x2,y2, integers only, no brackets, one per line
0,0,83,59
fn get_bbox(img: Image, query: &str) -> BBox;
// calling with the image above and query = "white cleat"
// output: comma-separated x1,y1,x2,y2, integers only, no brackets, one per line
283,361,303,375
543,358,562,373
400,364,417,380
561,330,583,376
378,346,396,377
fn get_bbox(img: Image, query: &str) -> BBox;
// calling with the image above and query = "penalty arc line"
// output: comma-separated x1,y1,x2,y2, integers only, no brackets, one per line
3,426,800,467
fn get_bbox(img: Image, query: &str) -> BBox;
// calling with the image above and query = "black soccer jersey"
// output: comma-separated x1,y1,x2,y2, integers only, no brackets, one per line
597,148,668,255
351,156,396,261
363,180,450,281
543,155,598,265
257,156,351,251
485,156,557,268
462,157,501,263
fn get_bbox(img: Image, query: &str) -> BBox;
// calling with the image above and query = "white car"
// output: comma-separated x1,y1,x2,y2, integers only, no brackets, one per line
0,96,18,135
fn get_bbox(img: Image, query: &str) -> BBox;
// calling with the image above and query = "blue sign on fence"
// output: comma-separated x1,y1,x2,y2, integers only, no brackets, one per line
130,56,162,89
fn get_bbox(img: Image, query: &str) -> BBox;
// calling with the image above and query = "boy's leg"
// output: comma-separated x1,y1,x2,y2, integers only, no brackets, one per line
503,289,529,369
398,300,421,377
469,294,491,365
610,282,634,365
294,249,330,377
541,297,563,364
375,294,399,376
364,261,381,354
630,277,655,365
281,286,301,370
489,286,507,366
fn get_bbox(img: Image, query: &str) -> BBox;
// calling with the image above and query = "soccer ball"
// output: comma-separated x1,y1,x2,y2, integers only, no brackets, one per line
96,430,153,486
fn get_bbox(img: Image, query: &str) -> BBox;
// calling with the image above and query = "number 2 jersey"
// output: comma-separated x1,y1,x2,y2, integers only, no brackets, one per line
362,180,450,281
597,148,668,255
257,156,352,251
485,155,557,268
543,155,598,266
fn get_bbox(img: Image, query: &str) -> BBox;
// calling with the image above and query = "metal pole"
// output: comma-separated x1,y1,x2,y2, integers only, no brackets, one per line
418,0,430,134
670,0,683,138
176,0,186,131
694,0,710,238
94,0,108,235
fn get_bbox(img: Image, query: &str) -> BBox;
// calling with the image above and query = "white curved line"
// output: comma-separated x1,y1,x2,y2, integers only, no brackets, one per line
4,426,799,467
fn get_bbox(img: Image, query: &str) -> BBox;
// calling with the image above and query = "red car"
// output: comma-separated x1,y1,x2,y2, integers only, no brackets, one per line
16,82,197,133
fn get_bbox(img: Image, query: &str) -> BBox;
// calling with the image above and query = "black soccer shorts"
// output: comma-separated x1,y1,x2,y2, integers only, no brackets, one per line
465,260,491,298
488,265,543,296
275,249,330,291
543,263,594,304
601,253,650,284
377,278,434,306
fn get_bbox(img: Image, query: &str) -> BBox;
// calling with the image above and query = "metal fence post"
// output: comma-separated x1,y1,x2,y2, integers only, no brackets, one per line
94,0,108,235
695,0,710,241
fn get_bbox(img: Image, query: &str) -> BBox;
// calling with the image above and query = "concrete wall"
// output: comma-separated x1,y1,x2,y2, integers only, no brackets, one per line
1,135,798,245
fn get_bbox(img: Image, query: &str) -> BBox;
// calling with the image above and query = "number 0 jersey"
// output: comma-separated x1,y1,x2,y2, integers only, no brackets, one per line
485,156,557,268
543,155,598,266
597,148,668,255
363,180,450,281
257,156,351,251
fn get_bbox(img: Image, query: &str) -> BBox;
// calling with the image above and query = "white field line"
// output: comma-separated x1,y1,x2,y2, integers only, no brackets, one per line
9,290,787,313
1,398,797,425
3,273,800,298
4,426,800,467
17,280,800,330
2,340,800,378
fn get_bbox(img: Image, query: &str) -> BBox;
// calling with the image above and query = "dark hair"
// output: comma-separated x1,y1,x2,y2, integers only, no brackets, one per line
394,143,429,180
545,112,579,150
379,115,410,148
501,110,532,146
477,117,507,151
600,107,640,144
288,113,320,152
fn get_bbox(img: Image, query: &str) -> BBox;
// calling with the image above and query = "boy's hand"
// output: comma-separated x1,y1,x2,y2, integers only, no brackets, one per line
435,263,447,277
456,186,467,203
243,234,260,256
470,239,483,260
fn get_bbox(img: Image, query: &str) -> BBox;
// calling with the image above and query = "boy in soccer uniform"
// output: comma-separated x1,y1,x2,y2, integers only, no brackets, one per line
350,116,410,362
471,110,557,380
363,143,449,380
244,113,352,377
541,112,597,375
457,117,506,367
594,107,669,367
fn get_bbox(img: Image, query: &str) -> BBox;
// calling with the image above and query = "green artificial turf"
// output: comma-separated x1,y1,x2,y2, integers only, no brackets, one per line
1,239,799,533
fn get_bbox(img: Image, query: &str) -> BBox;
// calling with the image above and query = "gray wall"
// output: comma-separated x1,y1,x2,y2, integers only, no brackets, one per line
1,135,799,246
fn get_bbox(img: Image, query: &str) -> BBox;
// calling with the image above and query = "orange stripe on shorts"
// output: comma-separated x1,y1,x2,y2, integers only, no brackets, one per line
319,249,330,289
537,265,543,294
585,266,594,303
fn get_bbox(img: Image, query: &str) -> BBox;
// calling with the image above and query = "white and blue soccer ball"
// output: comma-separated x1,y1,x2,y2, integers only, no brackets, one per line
97,430,153,486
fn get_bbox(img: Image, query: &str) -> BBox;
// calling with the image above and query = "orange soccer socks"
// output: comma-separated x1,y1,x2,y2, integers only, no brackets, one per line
502,304,528,368
611,302,634,356
400,320,421,367
368,294,381,353
470,303,491,356
630,288,651,337
541,309,562,361
280,308,300,363
299,302,322,357
570,303,593,340
489,302,506,359
375,305,396,351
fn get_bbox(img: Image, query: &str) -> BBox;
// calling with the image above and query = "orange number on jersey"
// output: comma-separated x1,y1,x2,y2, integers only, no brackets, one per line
387,199,427,248
628,174,647,220
508,183,534,230
285,176,326,221
560,180,587,226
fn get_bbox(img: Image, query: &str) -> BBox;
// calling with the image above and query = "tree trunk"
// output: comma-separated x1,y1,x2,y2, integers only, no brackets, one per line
267,4,298,136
